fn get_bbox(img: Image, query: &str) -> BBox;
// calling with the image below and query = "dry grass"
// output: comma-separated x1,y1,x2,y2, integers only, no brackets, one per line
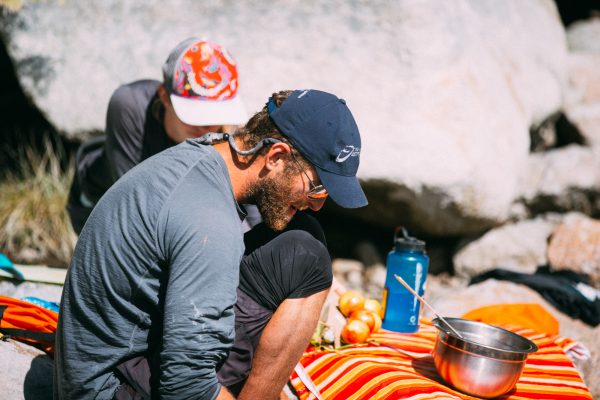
0,140,76,267
0,0,67,12
0,0,23,11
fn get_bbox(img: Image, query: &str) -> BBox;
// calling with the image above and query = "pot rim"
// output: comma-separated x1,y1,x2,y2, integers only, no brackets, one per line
432,317,538,360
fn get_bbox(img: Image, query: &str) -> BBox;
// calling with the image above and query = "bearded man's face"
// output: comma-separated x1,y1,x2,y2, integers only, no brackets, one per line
245,171,301,231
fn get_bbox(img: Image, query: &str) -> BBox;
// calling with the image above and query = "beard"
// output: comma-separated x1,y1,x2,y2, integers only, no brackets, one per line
243,173,298,231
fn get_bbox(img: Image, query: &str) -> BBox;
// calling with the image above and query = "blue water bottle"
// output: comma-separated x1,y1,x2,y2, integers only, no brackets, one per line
381,227,429,333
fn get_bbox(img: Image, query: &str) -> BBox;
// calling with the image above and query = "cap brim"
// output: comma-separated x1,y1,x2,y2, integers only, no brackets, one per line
170,94,247,126
316,167,368,208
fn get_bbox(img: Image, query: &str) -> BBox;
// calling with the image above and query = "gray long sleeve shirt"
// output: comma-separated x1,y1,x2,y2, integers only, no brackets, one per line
55,138,245,399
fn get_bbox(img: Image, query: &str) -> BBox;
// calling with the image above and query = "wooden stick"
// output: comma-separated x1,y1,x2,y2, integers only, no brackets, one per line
394,274,464,339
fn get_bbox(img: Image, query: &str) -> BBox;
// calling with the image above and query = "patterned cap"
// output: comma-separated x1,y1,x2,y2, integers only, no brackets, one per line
162,38,247,126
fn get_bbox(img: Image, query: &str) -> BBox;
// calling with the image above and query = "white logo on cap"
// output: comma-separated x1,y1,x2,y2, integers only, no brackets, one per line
336,145,360,162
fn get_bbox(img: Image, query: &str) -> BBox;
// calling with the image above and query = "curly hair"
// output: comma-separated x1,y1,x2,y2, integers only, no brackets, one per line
236,90,310,173
236,90,291,147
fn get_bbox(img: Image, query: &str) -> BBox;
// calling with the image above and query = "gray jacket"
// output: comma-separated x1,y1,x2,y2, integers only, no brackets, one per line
55,139,245,399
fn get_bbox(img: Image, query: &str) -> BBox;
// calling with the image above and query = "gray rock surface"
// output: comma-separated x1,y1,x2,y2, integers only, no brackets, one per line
566,17,600,53
564,19,600,148
519,145,600,216
0,281,63,303
453,214,563,278
0,0,569,236
0,340,53,400
547,213,600,287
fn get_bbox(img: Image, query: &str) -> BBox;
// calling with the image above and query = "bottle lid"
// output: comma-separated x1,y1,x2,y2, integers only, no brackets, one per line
394,227,426,252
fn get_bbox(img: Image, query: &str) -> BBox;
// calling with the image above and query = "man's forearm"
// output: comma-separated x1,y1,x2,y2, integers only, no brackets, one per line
237,290,328,400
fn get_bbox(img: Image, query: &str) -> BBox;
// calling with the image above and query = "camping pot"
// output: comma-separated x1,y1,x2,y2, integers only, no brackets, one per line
432,317,538,398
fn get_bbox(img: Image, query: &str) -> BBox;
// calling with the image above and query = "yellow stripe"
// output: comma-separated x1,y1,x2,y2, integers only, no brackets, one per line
524,364,582,372
515,382,592,397
518,377,589,389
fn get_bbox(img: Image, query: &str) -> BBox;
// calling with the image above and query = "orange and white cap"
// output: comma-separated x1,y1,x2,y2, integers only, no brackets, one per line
162,38,247,126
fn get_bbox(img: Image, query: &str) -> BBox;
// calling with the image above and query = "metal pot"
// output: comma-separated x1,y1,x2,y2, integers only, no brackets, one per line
432,317,538,399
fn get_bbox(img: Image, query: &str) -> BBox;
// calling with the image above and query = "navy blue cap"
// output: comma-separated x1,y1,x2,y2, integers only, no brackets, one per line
268,89,368,208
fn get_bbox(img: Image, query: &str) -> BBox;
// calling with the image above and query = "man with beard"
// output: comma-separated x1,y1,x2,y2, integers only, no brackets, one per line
54,89,367,400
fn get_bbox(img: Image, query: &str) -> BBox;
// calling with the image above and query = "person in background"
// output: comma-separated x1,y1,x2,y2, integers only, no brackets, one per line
67,37,247,234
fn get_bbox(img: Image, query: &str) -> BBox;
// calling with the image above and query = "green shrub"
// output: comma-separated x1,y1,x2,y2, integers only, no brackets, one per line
0,140,76,267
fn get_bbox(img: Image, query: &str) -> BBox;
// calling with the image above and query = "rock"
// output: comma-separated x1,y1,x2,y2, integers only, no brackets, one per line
0,281,63,303
453,214,564,278
341,0,568,236
565,102,600,148
566,17,600,53
563,45,600,149
0,339,53,400
345,270,364,291
363,264,386,299
354,241,384,268
426,278,600,398
425,240,456,275
332,258,365,292
565,53,600,109
0,0,568,236
519,145,600,216
564,18,600,150
332,258,363,276
547,214,600,287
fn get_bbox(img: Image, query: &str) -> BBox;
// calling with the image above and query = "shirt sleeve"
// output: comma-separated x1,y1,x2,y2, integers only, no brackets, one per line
239,229,332,311
155,175,244,399
104,84,147,182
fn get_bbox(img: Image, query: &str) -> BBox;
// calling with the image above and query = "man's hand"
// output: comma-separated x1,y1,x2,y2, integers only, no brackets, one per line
237,289,329,400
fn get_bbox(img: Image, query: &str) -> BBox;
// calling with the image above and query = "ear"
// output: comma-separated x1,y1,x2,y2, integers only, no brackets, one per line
262,142,291,173
157,85,171,106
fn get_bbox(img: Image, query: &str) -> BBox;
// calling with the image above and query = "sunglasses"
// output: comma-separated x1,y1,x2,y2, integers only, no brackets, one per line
289,151,329,200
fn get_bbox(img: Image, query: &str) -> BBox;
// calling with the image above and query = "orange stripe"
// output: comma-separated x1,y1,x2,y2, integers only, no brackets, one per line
292,320,591,400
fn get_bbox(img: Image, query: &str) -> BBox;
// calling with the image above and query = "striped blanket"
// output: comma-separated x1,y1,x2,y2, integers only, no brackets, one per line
291,319,592,399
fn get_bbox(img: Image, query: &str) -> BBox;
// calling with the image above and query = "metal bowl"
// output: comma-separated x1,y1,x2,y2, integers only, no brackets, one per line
432,317,538,398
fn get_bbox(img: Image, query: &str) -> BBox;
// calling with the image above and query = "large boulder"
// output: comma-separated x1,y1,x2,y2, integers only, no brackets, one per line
453,214,564,278
452,212,600,286
517,17,600,223
547,213,600,287
564,18,600,147
0,0,568,235
566,17,600,53
518,145,600,216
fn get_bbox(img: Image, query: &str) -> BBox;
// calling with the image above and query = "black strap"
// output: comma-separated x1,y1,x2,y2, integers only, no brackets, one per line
0,327,55,343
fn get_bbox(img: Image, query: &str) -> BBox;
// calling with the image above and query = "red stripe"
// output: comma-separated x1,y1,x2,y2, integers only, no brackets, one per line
293,320,591,400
